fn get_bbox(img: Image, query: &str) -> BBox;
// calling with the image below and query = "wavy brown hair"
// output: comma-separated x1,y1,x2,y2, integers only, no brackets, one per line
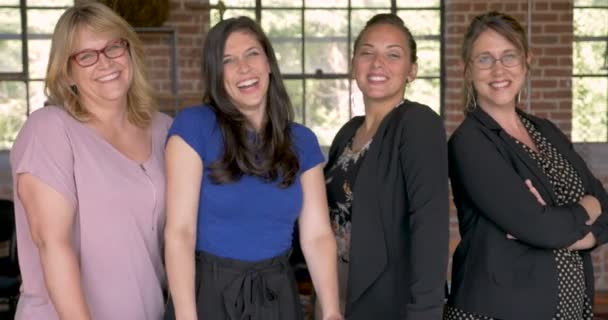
45,2,156,127
202,16,299,188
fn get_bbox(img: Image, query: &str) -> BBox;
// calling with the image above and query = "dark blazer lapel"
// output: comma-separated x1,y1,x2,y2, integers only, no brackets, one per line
346,113,390,309
470,108,558,204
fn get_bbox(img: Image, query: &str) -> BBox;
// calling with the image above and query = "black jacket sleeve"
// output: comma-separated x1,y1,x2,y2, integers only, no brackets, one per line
545,120,608,246
400,106,449,319
449,122,591,249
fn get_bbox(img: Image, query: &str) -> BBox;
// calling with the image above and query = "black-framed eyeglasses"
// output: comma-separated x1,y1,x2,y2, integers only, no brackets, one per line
471,52,523,70
70,39,129,68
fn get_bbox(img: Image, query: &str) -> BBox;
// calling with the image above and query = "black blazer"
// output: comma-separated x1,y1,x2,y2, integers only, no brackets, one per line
325,100,449,320
447,107,608,320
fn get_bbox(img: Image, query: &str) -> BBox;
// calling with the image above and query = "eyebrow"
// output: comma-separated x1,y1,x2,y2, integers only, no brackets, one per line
223,46,260,58
475,49,518,56
359,43,405,50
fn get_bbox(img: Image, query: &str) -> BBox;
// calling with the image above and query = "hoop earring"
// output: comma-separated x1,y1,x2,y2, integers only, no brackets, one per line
465,82,477,112
70,85,79,95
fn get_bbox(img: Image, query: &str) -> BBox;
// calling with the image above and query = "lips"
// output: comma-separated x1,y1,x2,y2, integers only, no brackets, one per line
489,80,511,89
237,78,259,89
96,71,120,82
368,75,388,83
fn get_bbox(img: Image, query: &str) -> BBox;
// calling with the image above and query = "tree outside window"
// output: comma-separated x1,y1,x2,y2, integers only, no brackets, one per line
572,0,608,142
0,0,73,150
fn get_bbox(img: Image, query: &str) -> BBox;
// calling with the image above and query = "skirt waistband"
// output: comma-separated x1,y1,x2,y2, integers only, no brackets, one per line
195,250,294,320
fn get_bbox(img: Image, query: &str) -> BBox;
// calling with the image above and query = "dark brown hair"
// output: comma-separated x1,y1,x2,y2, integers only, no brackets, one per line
201,16,299,188
461,11,530,111
353,13,418,64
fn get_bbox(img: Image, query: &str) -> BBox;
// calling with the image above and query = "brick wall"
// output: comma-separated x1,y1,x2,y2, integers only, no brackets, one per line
142,0,208,114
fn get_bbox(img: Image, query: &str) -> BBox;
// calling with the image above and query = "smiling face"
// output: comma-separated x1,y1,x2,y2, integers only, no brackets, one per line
352,23,418,106
469,28,528,111
222,31,271,114
68,26,132,109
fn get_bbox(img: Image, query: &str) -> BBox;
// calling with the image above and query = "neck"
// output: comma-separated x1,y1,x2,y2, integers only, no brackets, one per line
240,106,266,132
481,104,521,132
83,98,130,129
361,96,402,132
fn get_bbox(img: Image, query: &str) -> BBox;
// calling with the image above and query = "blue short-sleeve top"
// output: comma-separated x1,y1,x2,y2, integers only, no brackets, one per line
168,105,324,261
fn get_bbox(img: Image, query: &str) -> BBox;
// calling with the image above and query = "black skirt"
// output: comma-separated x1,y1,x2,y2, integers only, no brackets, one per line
164,250,304,320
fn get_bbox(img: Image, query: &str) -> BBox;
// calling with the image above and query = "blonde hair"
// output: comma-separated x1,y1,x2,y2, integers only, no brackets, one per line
45,2,156,127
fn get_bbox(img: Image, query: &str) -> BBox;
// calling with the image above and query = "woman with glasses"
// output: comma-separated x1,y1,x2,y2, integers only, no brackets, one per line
10,3,171,319
444,11,608,320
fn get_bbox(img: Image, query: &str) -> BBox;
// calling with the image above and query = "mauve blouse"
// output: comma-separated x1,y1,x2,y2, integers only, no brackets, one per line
10,106,172,320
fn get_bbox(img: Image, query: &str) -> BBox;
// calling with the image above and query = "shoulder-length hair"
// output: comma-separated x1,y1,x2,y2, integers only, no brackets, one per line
461,11,530,112
202,16,299,188
45,2,156,128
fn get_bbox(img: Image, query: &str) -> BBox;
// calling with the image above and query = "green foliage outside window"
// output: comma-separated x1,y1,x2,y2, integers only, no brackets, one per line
572,0,608,142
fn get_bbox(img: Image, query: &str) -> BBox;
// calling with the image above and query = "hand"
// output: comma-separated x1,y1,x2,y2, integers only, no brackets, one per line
525,179,546,205
579,195,601,225
568,232,596,251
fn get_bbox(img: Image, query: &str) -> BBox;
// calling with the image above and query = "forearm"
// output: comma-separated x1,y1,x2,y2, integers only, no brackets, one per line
301,232,341,318
38,242,91,320
165,230,197,320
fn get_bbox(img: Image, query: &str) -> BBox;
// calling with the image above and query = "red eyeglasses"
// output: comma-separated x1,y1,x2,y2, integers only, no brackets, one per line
70,39,129,68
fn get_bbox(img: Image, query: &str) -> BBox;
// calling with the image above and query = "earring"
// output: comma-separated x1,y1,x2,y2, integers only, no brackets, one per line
70,85,79,95
465,82,477,112
516,91,521,105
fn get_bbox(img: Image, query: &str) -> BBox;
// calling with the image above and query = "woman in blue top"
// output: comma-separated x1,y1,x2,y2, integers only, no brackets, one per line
163,17,342,320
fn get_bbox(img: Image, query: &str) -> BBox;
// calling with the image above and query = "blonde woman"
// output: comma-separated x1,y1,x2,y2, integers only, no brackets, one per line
10,3,171,319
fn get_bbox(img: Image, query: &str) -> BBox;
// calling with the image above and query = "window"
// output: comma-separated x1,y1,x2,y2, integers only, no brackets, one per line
0,0,72,149
572,0,608,142
210,0,442,146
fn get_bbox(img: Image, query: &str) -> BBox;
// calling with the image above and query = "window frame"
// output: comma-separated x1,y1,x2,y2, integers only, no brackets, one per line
572,1,608,143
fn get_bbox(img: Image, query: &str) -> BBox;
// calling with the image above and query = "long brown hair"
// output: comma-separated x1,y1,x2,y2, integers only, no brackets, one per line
202,17,299,188
461,11,530,112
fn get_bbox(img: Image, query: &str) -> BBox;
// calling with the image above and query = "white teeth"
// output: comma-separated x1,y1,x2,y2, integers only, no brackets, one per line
491,81,509,88
369,76,387,81
237,79,258,88
97,72,120,82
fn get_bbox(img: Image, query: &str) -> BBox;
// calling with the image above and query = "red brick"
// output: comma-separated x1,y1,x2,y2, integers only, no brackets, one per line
543,90,571,99
544,68,571,77
447,3,471,12
473,3,488,11
531,13,559,22
532,35,559,45
531,79,557,88
535,2,549,10
551,2,571,10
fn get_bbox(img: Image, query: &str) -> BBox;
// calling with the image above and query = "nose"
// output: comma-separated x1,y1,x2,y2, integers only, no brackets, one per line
371,53,384,68
490,59,506,74
236,59,251,73
96,53,113,68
